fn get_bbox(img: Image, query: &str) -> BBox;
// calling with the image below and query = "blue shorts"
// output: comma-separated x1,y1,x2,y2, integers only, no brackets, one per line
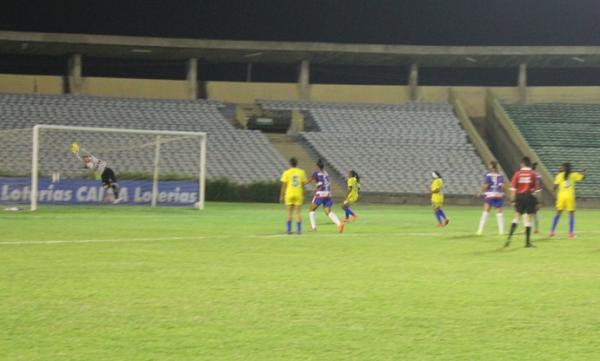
312,196,333,208
485,198,504,208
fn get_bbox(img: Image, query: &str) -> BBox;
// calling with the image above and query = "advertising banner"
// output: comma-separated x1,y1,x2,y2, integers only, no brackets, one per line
0,177,198,206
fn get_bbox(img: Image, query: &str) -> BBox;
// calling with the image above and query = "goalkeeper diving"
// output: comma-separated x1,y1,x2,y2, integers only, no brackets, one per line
71,143,122,204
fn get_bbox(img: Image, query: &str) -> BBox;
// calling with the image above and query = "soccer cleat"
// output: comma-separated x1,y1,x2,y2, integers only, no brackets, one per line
113,198,123,204
351,214,358,222
534,229,540,234
504,238,512,248
444,219,450,227
476,230,483,236
568,232,575,239
436,223,444,228
525,243,536,248
338,223,345,233
549,231,556,237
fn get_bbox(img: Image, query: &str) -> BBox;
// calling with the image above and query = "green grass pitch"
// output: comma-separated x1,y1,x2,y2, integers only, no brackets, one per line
1,203,599,361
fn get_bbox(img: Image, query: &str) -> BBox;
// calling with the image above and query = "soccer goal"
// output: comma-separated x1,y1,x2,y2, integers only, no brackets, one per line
0,124,207,211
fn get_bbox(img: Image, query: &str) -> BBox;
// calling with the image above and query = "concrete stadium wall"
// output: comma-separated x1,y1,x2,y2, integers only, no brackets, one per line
206,81,522,116
3,73,600,114
81,77,189,99
207,82,300,103
450,87,519,117
309,84,410,103
526,86,600,103
207,82,600,117
206,82,453,105
0,74,63,94
207,82,412,104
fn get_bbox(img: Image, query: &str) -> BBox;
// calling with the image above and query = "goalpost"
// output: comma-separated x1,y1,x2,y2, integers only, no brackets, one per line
29,124,207,211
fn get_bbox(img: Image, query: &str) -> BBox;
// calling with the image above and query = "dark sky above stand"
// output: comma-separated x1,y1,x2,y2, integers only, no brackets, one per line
3,0,600,84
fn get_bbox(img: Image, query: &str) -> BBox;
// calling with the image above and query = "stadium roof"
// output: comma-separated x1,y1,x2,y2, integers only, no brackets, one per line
2,31,600,68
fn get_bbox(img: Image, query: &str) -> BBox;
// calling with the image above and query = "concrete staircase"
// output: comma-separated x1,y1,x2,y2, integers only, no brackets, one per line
266,133,346,200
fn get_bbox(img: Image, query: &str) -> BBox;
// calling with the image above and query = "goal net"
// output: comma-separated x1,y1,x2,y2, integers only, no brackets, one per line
0,125,206,211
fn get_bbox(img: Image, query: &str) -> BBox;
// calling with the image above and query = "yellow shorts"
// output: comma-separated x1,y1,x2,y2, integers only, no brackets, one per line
431,195,443,209
344,195,358,206
556,195,575,212
285,194,303,206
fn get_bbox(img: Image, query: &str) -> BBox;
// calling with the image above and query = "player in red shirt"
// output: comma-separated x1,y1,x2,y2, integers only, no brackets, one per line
505,157,539,248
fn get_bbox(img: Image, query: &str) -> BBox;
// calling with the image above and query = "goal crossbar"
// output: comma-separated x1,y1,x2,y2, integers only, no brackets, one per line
32,124,207,137
30,124,207,211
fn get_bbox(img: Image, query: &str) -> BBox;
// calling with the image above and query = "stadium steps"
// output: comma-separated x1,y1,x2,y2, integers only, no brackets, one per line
503,102,600,198
266,133,346,200
260,100,487,196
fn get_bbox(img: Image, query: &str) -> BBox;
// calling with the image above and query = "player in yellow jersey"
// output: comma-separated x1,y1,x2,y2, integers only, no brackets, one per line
341,170,360,222
279,157,308,234
549,162,586,239
431,171,449,227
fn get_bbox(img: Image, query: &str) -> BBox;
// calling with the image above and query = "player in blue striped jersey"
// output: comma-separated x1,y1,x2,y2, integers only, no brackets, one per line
308,159,344,233
476,161,505,235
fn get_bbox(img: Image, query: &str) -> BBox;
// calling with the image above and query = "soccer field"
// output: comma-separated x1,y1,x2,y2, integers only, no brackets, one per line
1,203,599,361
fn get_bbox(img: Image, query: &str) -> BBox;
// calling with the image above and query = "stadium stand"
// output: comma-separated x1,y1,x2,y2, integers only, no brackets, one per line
260,100,487,195
504,103,600,198
0,93,287,183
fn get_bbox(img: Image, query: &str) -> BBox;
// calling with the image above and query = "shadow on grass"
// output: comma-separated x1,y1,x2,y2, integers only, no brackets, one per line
530,236,553,243
446,233,484,240
469,245,524,256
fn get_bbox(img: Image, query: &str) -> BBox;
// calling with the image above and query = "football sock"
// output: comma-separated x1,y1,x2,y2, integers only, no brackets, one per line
346,207,355,218
523,216,532,245
438,209,447,220
478,211,489,233
309,211,317,230
508,221,518,239
569,214,575,233
434,210,442,224
551,214,560,232
112,185,120,198
297,222,302,234
328,212,341,226
496,213,505,234
286,220,292,234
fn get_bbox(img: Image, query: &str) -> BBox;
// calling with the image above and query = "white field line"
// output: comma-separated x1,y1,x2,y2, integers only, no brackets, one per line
0,235,228,245
0,232,451,245
259,232,461,238
3,230,600,246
